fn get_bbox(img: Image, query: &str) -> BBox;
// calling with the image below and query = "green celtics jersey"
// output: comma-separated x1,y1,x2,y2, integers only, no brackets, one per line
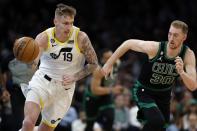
138,41,188,91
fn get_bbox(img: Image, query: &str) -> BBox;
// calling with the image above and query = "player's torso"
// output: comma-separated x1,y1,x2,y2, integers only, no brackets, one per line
39,26,85,81
138,41,188,91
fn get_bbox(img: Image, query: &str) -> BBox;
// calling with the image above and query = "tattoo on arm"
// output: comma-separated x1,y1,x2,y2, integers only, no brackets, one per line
74,35,98,81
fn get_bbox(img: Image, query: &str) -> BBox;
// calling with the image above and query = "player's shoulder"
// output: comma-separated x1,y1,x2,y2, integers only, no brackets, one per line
183,47,196,65
78,30,88,40
77,30,91,52
137,40,159,49
143,40,160,51
185,47,195,58
146,41,160,46
35,30,48,49
35,31,48,41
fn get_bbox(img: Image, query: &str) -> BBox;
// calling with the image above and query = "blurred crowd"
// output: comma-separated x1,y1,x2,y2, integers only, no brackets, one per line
0,0,196,131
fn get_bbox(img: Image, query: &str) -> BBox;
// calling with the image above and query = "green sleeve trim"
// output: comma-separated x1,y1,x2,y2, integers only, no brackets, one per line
149,42,162,62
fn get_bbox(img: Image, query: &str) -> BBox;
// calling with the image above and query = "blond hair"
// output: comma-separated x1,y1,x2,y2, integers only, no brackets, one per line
171,20,188,34
55,3,76,17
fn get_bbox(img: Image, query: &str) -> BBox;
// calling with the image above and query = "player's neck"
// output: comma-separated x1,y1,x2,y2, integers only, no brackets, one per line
166,44,182,58
54,30,70,43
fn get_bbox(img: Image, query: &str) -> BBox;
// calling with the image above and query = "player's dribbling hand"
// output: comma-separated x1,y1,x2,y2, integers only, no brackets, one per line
175,56,184,75
62,74,76,86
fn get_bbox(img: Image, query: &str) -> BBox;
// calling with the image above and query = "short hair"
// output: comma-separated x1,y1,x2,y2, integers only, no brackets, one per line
171,20,188,34
55,3,76,17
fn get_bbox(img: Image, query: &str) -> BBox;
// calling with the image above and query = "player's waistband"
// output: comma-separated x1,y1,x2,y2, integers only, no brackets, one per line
44,74,52,81
136,80,172,92
36,70,71,90
37,70,56,82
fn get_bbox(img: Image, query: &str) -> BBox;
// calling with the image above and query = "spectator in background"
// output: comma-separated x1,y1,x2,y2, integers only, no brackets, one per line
72,109,86,131
185,112,197,131
113,94,130,131
56,106,78,131
8,59,35,131
84,49,122,131
182,99,197,130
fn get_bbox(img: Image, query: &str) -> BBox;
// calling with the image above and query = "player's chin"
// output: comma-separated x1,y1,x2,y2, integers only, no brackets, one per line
169,44,177,49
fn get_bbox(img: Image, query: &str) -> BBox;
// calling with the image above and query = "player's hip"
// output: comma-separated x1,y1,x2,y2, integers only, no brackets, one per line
29,70,75,96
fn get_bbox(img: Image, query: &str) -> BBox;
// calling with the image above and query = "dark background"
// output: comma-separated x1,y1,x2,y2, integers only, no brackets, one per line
0,0,196,59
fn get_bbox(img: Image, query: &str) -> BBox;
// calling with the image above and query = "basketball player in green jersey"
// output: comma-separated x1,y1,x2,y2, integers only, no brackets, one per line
84,49,122,131
102,20,197,131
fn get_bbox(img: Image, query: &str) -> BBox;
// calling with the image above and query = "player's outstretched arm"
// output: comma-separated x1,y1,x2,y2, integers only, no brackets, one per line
102,39,158,76
176,49,197,91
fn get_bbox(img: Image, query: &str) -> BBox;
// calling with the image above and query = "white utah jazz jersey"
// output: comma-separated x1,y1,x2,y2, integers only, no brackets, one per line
39,26,85,81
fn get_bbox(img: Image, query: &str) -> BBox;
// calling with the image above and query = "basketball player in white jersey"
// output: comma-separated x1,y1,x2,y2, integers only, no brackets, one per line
20,3,98,131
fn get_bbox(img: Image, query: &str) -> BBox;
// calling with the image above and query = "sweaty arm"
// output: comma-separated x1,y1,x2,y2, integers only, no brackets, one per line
103,39,158,75
73,31,98,81
179,49,197,91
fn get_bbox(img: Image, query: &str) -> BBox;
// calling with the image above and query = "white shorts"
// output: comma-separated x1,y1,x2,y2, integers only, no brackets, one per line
26,70,75,128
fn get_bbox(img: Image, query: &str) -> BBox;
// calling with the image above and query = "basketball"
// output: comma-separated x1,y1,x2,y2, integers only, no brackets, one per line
13,37,39,63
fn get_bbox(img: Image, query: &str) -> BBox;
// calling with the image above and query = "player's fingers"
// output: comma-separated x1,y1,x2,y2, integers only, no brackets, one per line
176,56,181,59
62,81,69,86
176,62,183,67
175,58,182,63
100,68,106,76
175,56,181,60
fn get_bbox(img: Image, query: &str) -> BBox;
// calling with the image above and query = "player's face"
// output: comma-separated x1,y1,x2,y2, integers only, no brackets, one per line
168,25,187,49
54,15,74,36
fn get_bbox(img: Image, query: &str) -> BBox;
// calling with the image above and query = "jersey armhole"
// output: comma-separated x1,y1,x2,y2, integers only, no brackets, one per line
75,28,81,53
44,31,51,51
149,42,162,62
180,45,188,62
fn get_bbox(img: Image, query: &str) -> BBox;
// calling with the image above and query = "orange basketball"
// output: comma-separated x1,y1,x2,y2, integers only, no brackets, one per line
13,37,39,63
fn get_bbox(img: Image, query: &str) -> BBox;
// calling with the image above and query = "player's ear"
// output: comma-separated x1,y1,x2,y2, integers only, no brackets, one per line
53,18,57,25
183,34,187,41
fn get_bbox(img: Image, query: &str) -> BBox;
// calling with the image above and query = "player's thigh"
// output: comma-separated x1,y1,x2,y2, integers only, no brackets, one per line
157,102,170,123
24,101,41,123
41,87,75,127
38,122,55,131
